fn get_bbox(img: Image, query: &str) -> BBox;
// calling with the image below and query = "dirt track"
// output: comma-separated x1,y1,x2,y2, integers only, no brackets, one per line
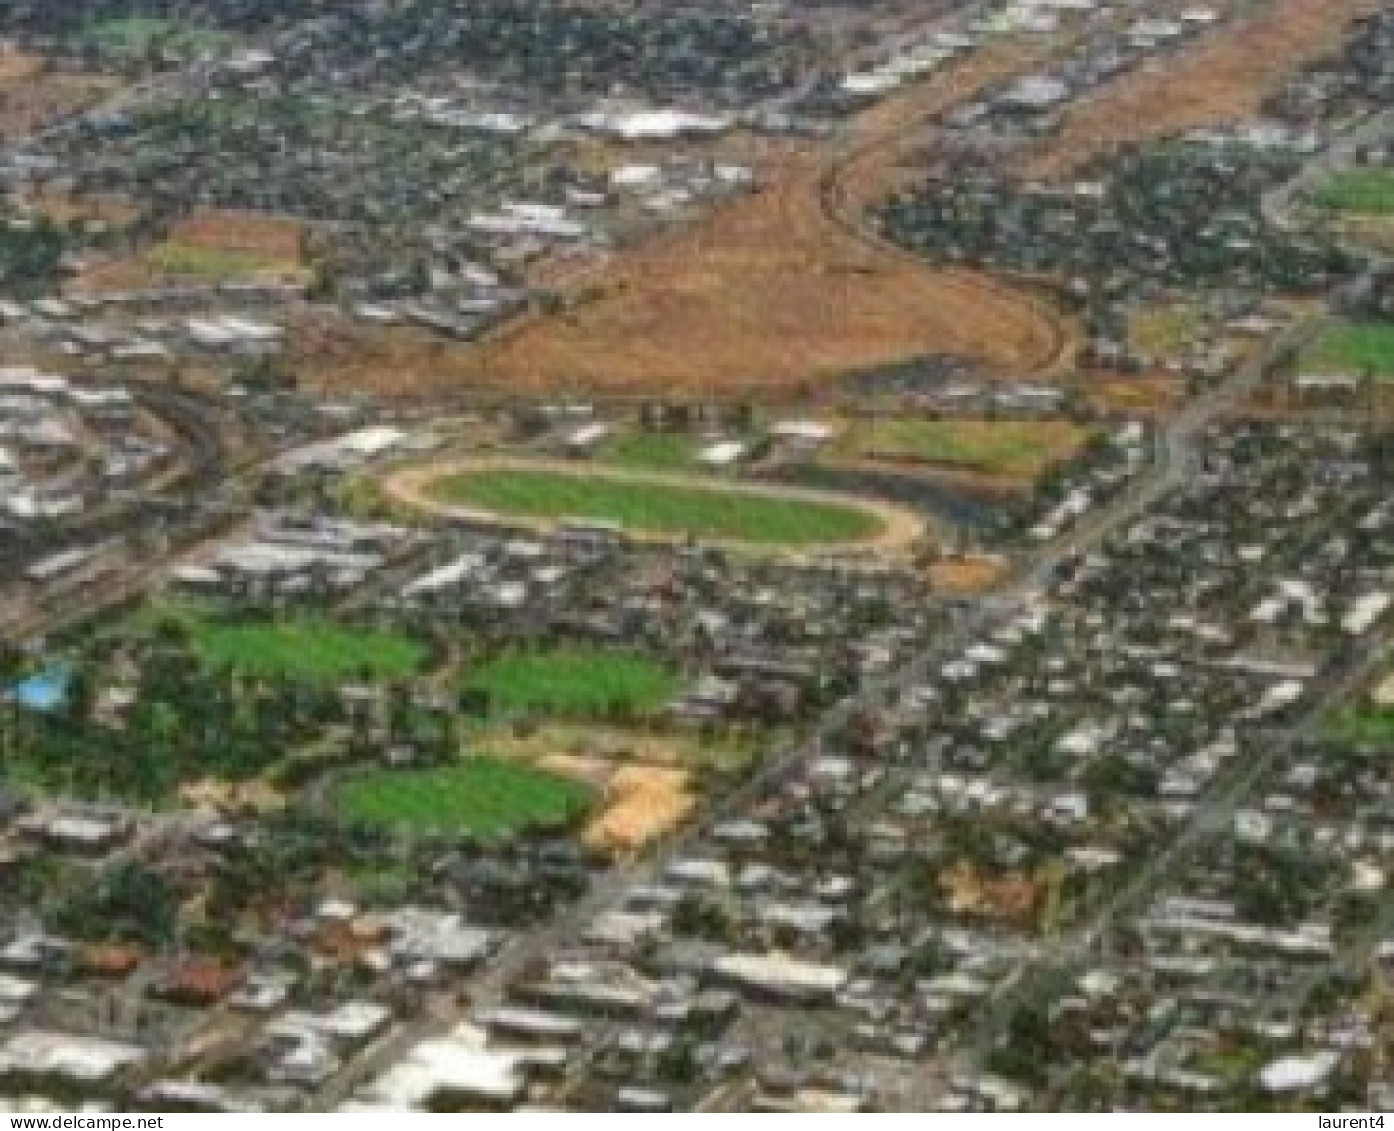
381,456,929,557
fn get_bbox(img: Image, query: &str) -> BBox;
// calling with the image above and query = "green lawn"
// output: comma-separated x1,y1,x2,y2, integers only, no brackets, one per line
1325,706,1394,746
334,758,592,840
840,419,1091,482
1302,321,1394,378
1311,169,1394,216
434,466,882,545
462,646,679,718
190,618,427,683
600,432,702,472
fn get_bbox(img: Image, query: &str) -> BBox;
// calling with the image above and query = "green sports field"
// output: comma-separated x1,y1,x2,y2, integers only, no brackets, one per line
333,758,592,840
1302,320,1394,379
1311,169,1394,216
190,617,427,683
462,645,679,718
432,466,882,545
600,431,702,471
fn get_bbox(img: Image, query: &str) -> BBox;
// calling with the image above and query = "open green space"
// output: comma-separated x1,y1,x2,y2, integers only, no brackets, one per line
462,646,679,719
333,758,592,841
433,466,882,545
1324,705,1394,746
600,431,703,471
1311,168,1394,216
195,620,424,683
175,614,426,684
838,418,1091,482
1302,320,1394,379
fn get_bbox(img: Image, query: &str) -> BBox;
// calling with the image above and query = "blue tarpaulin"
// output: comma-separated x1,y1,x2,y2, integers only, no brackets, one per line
9,666,72,712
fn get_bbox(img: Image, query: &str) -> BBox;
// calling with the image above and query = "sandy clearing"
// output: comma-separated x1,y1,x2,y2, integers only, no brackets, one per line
928,553,1010,595
582,764,695,858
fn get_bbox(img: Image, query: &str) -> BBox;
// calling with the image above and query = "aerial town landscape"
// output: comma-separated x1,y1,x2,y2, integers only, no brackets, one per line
0,0,1393,1115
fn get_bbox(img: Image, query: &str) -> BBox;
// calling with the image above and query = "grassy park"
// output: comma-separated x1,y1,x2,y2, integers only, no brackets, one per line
182,614,426,683
1311,169,1394,216
462,646,679,719
334,758,592,840
1302,320,1394,379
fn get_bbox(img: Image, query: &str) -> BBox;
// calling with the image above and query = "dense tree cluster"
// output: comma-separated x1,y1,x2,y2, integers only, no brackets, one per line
5,0,318,38
59,98,534,227
11,0,822,103
0,217,69,298
0,615,452,803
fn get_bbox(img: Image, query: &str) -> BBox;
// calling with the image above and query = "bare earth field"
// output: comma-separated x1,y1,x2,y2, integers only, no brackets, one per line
459,175,1063,398
23,191,140,228
1086,374,1187,416
928,553,1011,595
1335,215,1394,256
1022,0,1385,180
508,741,700,858
75,208,307,291
165,210,305,263
0,50,117,139
292,44,1071,399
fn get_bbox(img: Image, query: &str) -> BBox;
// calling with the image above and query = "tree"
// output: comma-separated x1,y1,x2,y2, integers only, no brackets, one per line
51,862,180,949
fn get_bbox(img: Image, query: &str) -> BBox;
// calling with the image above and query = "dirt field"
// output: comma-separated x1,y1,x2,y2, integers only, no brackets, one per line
287,312,477,395
531,749,695,857
0,50,117,139
1022,0,1384,180
75,208,307,291
0,50,43,88
292,43,1071,399
22,191,139,228
460,175,1063,398
928,553,1010,595
581,765,695,858
165,210,305,262
531,752,695,857
1086,374,1187,416
831,417,1093,489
